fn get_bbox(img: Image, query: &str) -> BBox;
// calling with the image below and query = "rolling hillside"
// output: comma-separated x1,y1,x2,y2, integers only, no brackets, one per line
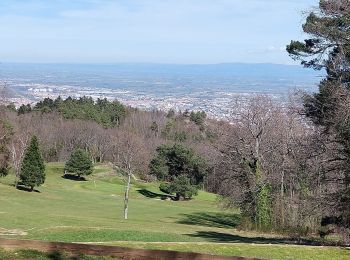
0,163,349,259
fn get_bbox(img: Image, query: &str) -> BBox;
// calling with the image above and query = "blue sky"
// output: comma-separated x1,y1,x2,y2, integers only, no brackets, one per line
0,0,318,64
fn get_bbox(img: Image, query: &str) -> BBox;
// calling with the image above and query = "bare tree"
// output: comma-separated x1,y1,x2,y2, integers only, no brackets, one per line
0,109,13,177
210,95,322,231
10,133,30,186
111,130,142,220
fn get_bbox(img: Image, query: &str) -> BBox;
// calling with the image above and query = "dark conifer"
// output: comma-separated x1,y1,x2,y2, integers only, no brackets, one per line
19,135,45,191
64,149,93,178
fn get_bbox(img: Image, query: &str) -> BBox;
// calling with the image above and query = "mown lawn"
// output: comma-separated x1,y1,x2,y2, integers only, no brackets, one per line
0,163,349,259
107,242,350,260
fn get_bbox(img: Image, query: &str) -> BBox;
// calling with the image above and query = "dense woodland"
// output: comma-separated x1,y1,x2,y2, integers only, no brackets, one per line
0,0,349,245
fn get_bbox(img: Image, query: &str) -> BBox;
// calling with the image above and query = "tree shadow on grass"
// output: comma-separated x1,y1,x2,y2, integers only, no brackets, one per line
187,231,323,246
137,189,174,200
61,174,87,181
16,185,40,193
47,251,64,260
178,212,241,229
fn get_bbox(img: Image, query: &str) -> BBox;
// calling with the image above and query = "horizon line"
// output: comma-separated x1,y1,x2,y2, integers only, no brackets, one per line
0,61,302,67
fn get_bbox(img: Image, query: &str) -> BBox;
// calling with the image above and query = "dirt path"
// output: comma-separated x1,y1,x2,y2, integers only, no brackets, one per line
0,228,27,236
0,238,260,260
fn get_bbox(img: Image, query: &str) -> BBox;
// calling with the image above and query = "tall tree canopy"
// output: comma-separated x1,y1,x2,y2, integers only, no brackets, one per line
150,144,208,184
25,96,126,127
19,135,45,191
287,0,350,238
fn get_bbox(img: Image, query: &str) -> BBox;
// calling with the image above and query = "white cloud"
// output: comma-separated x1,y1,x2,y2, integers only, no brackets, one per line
248,46,287,54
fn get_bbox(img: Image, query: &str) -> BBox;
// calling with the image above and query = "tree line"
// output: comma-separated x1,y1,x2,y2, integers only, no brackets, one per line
0,93,214,198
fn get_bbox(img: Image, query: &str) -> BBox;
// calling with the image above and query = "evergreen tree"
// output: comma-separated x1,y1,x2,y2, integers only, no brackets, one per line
17,104,31,115
287,0,350,236
20,96,126,127
190,111,206,126
19,135,45,191
160,175,198,200
149,144,209,200
64,149,93,178
150,121,159,136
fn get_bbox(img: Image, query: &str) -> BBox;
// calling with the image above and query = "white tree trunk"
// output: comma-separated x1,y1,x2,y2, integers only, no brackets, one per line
124,167,132,220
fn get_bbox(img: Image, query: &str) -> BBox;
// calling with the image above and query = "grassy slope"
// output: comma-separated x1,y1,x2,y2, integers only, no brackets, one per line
0,163,349,260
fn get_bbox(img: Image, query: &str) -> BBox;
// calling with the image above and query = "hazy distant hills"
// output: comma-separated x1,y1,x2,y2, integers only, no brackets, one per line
0,62,322,80
0,63,323,119
102,62,322,79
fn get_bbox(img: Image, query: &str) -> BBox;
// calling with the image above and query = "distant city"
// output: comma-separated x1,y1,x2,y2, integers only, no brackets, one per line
0,63,322,120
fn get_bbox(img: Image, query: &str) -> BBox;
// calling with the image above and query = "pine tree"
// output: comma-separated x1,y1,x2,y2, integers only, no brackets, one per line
287,0,350,238
64,149,93,178
159,175,198,200
19,135,45,191
149,144,208,200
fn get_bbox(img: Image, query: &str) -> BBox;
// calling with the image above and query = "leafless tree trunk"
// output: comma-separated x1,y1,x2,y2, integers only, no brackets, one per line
124,160,132,220
122,136,135,220
10,138,28,187
112,131,140,220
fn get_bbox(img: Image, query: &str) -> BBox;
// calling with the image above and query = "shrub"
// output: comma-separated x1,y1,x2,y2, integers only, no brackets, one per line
160,176,198,200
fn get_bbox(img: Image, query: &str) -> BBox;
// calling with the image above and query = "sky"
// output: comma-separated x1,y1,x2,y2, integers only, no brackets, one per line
0,0,319,64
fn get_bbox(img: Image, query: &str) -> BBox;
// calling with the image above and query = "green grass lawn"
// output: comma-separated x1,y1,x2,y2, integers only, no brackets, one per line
0,163,349,260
